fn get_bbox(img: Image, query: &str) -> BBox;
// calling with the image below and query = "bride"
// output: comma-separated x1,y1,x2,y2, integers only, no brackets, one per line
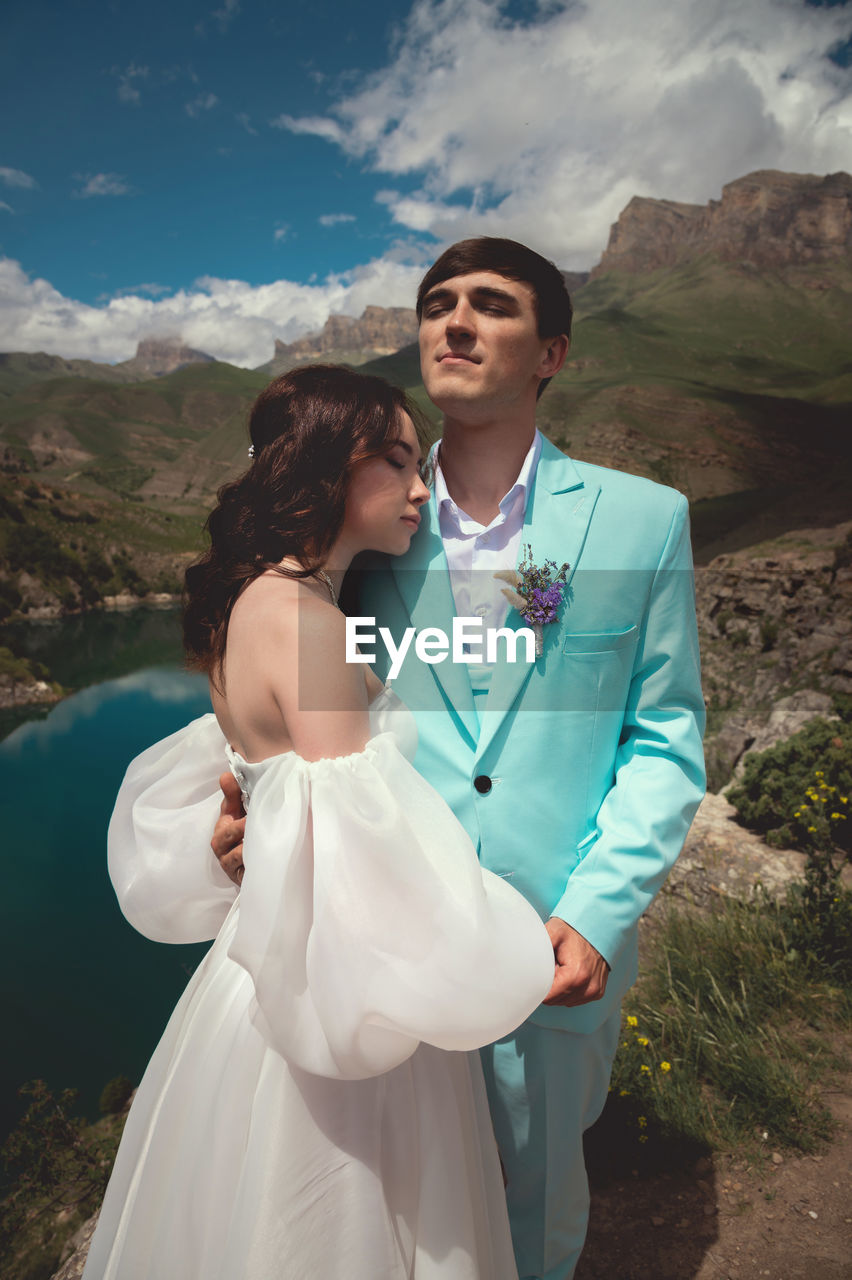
84,365,554,1279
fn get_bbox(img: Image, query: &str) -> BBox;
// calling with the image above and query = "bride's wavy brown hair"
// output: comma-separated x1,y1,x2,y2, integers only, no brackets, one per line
183,364,429,680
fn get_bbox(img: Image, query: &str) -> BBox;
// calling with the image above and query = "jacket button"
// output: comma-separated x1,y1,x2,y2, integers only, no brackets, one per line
474,775,492,795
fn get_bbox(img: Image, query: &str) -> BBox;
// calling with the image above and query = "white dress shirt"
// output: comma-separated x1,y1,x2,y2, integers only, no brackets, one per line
434,431,542,687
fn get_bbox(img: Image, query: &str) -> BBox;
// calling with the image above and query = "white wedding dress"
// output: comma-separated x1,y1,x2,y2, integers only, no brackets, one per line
84,688,554,1279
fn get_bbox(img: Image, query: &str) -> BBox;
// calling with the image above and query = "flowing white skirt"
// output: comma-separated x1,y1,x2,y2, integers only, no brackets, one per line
86,709,555,1278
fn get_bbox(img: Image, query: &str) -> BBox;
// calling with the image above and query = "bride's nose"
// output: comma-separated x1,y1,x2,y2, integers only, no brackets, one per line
410,473,429,504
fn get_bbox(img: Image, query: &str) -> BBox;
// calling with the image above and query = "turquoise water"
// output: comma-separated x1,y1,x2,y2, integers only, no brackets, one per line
0,615,214,1139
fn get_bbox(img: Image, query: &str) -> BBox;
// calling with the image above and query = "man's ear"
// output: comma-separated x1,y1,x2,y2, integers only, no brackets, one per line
537,333,570,380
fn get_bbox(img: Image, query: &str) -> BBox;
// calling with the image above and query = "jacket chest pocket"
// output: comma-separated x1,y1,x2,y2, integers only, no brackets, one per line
553,625,638,716
561,625,638,656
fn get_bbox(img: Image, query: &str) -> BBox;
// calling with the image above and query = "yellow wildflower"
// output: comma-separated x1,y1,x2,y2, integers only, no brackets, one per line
637,1036,650,1047
619,1089,629,1097
660,1062,672,1073
831,813,841,820
640,1065,651,1074
639,1134,648,1143
808,826,817,833
626,1015,638,1028
638,1116,647,1127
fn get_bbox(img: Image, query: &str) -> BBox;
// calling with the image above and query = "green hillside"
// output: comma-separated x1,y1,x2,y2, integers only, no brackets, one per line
0,251,850,618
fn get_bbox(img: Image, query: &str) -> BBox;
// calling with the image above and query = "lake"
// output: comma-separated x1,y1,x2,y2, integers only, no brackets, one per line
0,609,215,1139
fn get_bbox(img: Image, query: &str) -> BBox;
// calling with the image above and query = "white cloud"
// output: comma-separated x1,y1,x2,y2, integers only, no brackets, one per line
212,0,240,33
270,113,345,144
273,224,290,242
0,166,37,190
0,255,425,368
319,212,357,227
186,92,219,118
104,282,172,301
0,201,13,214
236,112,257,135
113,63,149,105
278,0,852,269
74,173,132,198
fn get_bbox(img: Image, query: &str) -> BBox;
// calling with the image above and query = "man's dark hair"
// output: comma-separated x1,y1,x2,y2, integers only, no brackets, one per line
416,237,573,342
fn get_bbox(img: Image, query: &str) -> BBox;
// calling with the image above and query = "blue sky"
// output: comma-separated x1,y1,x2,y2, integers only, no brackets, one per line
1,0,850,366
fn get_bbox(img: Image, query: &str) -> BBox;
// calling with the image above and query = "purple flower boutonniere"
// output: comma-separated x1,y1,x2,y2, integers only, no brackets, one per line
494,544,570,656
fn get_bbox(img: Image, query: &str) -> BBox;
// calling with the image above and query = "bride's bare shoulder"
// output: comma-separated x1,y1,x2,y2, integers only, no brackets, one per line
227,571,346,669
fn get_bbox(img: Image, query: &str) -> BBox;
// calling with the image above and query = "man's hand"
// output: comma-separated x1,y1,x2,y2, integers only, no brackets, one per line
212,772,246,886
542,917,609,1007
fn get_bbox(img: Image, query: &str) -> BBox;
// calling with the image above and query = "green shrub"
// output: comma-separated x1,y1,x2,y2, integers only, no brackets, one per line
608,882,850,1159
99,1075,133,1116
727,718,852,855
0,1082,117,1253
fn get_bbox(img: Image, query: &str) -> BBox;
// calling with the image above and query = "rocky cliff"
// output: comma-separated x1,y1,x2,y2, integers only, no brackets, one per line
266,305,419,374
115,337,216,378
696,523,852,789
593,170,852,276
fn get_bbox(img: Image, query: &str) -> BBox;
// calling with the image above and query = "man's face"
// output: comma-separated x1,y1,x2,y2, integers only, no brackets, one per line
418,271,556,422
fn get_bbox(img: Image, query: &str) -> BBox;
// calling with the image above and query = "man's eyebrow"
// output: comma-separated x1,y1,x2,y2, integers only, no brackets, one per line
421,286,455,307
421,284,520,308
471,285,520,307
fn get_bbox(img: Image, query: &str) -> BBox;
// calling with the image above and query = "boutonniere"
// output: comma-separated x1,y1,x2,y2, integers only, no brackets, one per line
494,544,570,656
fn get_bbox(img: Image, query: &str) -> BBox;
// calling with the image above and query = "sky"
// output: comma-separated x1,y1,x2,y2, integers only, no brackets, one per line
1,0,850,368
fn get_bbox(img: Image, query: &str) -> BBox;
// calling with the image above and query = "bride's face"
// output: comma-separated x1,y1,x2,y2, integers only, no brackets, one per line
343,412,428,556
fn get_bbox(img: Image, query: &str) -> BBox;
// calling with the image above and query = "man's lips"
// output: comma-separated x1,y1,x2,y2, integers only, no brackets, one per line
437,351,480,364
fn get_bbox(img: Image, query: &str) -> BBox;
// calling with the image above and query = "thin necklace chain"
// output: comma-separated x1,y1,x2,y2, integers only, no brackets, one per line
316,568,338,608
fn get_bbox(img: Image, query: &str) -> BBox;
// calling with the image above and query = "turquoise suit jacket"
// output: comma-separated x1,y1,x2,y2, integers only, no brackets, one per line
355,437,706,1033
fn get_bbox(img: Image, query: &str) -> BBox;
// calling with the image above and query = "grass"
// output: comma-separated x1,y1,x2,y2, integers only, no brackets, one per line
597,889,851,1178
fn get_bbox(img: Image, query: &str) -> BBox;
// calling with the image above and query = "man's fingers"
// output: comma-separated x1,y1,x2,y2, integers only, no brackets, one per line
543,973,596,1006
212,816,245,860
218,771,245,820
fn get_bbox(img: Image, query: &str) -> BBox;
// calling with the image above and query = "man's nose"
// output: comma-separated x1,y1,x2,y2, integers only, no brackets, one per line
446,299,475,337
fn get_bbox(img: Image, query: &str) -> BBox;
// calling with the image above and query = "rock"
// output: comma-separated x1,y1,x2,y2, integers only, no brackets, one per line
116,337,216,378
51,1211,98,1279
593,170,852,276
268,305,419,372
742,691,836,762
772,1153,783,1165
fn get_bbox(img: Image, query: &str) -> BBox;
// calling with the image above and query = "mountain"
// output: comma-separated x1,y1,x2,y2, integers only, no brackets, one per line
593,170,852,276
262,305,419,375
0,352,138,396
0,168,850,622
114,337,216,379
0,337,217,397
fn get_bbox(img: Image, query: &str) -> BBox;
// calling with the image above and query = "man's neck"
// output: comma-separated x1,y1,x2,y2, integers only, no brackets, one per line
438,417,537,526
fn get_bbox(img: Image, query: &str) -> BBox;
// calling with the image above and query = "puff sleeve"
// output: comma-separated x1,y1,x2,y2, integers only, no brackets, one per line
228,732,555,1079
108,714,238,944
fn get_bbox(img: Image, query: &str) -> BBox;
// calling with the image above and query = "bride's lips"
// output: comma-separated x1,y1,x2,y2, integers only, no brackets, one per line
401,515,421,531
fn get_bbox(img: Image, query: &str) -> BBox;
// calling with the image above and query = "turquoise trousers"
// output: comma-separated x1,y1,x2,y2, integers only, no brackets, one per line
479,1010,621,1280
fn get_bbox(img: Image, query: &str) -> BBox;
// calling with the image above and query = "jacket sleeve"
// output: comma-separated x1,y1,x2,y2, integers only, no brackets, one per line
550,494,706,965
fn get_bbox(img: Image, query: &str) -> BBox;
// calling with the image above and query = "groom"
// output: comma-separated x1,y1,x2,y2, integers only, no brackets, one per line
214,238,706,1278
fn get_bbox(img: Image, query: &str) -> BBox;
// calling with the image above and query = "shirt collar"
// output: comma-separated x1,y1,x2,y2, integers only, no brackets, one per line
434,429,542,528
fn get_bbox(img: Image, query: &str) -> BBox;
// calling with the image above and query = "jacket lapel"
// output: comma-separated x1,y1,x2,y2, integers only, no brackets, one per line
475,441,601,763
390,492,479,745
